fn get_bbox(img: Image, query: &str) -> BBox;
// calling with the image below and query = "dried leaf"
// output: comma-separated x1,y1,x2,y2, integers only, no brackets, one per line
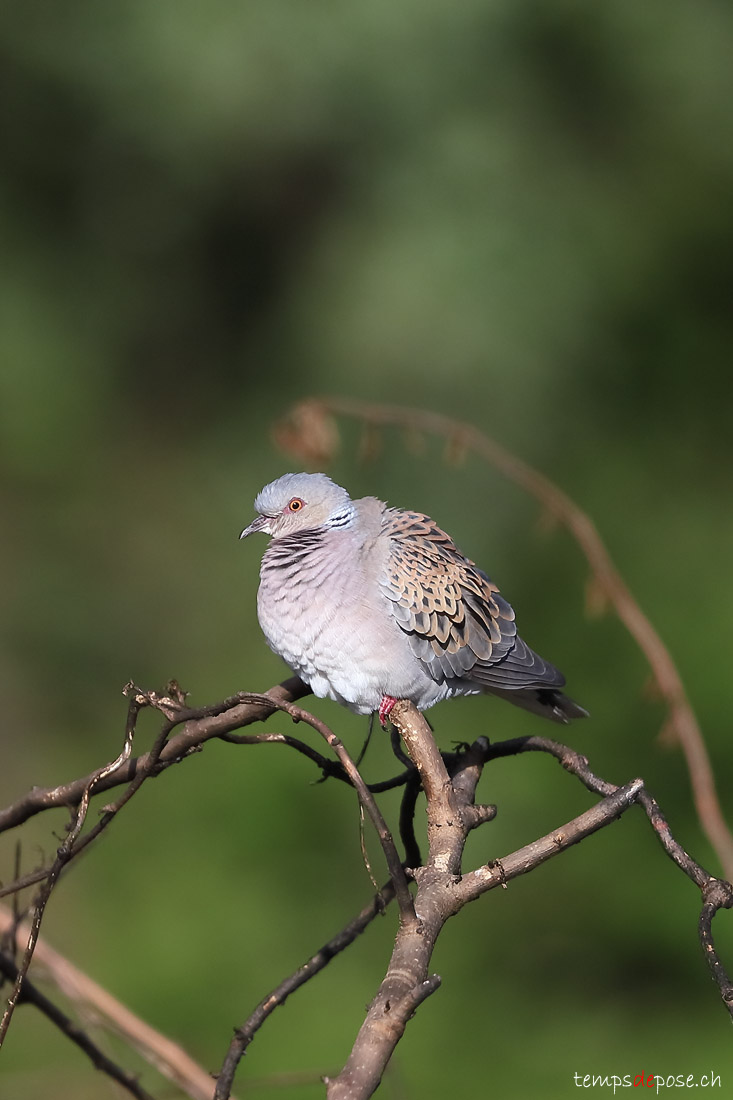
273,400,340,467
584,575,610,618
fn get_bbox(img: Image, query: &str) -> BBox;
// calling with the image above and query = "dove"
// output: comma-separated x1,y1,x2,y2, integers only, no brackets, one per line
240,472,587,727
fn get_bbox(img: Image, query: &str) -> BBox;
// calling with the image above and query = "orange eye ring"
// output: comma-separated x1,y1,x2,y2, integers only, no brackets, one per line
288,498,305,512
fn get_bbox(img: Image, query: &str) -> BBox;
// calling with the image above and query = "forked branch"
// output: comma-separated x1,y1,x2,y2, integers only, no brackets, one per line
323,703,732,1100
2,683,730,1100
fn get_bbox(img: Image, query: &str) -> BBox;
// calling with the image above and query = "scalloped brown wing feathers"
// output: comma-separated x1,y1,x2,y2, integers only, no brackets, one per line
379,509,566,690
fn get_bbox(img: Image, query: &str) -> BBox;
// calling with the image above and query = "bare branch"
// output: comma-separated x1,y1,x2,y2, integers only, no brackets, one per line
226,695,416,925
398,772,422,869
275,397,733,882
0,677,311,835
455,776,645,905
480,734,723,891
0,950,155,1100
0,903,223,1100
326,703,481,1100
699,879,733,1010
220,729,412,793
325,703,733,1099
472,732,733,1019
213,880,397,1100
3,672,730,1098
0,698,139,1045
0,684,322,1047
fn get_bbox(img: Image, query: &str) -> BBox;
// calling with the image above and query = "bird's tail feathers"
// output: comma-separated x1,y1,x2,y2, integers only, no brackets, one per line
487,686,589,725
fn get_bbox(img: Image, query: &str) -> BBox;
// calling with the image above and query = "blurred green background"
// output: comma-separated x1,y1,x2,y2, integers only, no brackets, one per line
2,1,732,1097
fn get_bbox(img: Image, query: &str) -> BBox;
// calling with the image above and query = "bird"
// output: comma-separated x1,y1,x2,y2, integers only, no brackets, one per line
240,472,587,727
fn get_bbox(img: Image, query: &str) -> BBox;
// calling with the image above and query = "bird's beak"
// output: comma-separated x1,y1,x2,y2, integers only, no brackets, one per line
239,515,271,539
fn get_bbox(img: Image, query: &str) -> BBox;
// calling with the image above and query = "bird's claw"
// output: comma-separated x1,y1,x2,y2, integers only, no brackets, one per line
378,695,397,728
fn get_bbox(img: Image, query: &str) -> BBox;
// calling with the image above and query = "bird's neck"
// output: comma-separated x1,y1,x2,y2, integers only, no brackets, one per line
323,503,357,530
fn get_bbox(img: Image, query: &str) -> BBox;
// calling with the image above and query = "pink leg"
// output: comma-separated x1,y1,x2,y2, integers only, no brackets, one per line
378,695,397,728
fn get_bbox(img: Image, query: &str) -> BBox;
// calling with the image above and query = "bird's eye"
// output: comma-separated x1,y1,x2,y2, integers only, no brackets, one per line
288,498,305,512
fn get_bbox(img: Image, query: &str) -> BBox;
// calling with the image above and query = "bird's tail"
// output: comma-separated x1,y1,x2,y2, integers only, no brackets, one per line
486,686,589,725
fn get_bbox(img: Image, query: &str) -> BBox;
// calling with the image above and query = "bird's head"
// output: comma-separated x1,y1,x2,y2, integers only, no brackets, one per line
240,472,354,540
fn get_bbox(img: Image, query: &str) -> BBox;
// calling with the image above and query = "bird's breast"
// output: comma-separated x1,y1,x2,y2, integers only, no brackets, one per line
256,538,413,711
258,543,359,656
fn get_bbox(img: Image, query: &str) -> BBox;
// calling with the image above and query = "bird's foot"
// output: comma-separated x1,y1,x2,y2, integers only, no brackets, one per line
378,695,397,728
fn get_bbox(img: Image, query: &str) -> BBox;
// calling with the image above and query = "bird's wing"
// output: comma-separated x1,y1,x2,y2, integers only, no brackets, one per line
379,508,565,689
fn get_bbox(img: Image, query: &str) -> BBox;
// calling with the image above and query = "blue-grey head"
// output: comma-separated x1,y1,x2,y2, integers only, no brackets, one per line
240,472,354,540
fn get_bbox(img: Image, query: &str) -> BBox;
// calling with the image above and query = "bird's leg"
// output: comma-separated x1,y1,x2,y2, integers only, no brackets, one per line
378,695,397,728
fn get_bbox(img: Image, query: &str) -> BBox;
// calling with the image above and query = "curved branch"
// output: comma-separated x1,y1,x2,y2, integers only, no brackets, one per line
227,695,416,926
326,703,733,1100
213,879,397,1100
276,397,733,882
699,879,733,1008
221,730,411,792
0,677,311,835
0,950,155,1100
3,670,730,1099
456,777,645,905
0,701,139,1046
0,903,227,1100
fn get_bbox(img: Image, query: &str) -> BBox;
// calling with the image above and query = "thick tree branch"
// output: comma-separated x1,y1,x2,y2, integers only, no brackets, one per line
325,703,483,1100
324,703,733,1100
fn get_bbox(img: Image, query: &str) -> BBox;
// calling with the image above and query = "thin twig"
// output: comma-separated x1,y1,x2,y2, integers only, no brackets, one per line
226,695,415,925
358,804,381,896
469,731,733,1018
0,903,227,1100
213,880,397,1100
0,697,139,1045
220,730,412,793
455,777,646,905
698,880,733,1010
0,726,411,906
0,950,155,1100
276,397,733,882
0,677,312,835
